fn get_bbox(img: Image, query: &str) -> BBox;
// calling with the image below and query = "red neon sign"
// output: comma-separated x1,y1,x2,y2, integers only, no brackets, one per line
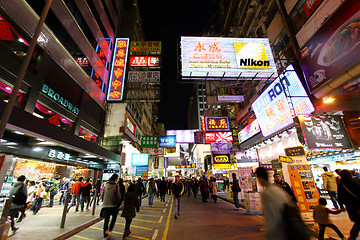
107,38,129,101
129,56,161,67
205,117,230,131
204,132,233,143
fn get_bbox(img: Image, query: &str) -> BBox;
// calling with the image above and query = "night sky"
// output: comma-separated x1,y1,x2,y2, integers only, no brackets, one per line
138,0,217,130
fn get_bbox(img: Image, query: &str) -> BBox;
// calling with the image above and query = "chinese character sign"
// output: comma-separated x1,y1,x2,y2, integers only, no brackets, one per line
107,38,129,101
159,136,176,148
141,136,158,148
48,149,71,160
204,132,233,143
130,41,161,53
131,153,149,166
129,56,161,67
205,117,230,131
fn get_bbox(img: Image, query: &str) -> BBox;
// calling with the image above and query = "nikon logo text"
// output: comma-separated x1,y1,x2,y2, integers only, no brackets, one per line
239,58,270,67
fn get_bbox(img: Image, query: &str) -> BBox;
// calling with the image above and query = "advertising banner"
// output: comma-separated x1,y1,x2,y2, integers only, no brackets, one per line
128,71,160,83
205,117,230,132
194,132,204,144
130,41,161,53
299,1,360,92
252,64,315,137
166,129,198,143
136,165,148,176
298,115,353,149
212,154,231,169
159,136,176,148
180,37,277,80
131,153,149,166
149,148,164,156
211,142,233,154
217,87,245,102
129,56,161,67
204,132,233,143
107,38,129,101
238,119,261,143
235,150,258,163
141,136,158,148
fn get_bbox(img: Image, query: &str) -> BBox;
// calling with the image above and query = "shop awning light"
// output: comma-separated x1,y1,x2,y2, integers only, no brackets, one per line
14,131,24,135
33,147,43,152
323,97,335,103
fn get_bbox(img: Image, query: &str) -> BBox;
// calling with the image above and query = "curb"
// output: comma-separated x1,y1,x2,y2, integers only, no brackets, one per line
53,217,103,240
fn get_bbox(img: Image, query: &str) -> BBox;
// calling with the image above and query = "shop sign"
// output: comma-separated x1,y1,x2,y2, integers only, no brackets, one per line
238,119,261,143
149,148,164,156
41,84,79,115
129,56,161,67
252,64,315,137
201,117,206,132
91,38,112,91
211,142,233,154
212,154,231,169
278,155,294,164
107,38,129,101
180,36,277,80
204,132,233,143
285,146,306,156
128,71,160,83
302,0,324,18
194,131,204,144
288,164,319,222
131,153,149,166
141,136,158,148
48,149,71,160
103,169,120,181
164,157,169,168
74,57,89,67
135,165,148,176
130,41,161,53
175,163,196,169
299,1,360,92
166,129,198,143
235,150,258,163
217,87,245,102
205,117,230,131
204,109,228,117
159,136,176,148
124,112,138,143
298,115,353,149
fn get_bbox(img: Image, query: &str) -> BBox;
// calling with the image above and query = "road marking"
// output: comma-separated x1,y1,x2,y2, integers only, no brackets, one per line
162,197,174,240
89,226,150,240
133,218,158,223
162,208,166,213
165,204,168,207
116,222,152,231
73,235,94,240
158,216,163,223
141,210,163,213
220,199,245,210
137,214,161,217
151,229,159,240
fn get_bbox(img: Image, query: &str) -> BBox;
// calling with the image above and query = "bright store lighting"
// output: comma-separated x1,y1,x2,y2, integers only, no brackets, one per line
323,97,335,103
33,147,43,152
14,131,24,135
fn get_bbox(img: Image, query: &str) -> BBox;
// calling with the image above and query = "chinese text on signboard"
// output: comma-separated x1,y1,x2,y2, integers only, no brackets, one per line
205,117,230,131
129,56,161,67
107,38,129,101
204,132,233,143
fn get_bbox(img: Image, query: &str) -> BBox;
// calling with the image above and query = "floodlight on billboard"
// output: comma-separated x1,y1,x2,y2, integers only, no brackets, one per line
180,37,277,80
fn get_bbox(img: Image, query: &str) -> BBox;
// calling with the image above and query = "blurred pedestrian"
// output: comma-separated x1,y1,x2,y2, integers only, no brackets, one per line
8,175,27,232
80,178,92,211
101,174,121,240
322,166,339,209
199,176,209,204
159,177,167,202
121,184,140,239
67,177,91,212
210,177,219,203
231,173,241,210
191,177,198,198
135,178,144,206
172,175,184,219
32,182,45,215
146,178,157,207
314,197,346,240
338,169,360,240
273,173,297,203
48,178,60,207
59,177,69,205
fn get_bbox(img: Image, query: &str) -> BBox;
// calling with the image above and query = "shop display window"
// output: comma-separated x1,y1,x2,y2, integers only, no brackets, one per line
0,81,24,107
33,102,74,132
79,127,97,143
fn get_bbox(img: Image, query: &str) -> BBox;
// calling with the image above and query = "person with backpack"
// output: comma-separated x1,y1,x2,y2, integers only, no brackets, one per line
146,178,157,207
231,173,241,210
48,178,60,207
8,175,27,232
255,167,309,240
135,178,144,206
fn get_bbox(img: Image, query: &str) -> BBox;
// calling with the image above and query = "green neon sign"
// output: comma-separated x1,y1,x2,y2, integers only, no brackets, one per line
42,84,79,115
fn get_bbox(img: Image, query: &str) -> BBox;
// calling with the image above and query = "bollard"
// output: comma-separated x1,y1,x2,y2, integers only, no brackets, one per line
0,199,12,239
60,191,71,228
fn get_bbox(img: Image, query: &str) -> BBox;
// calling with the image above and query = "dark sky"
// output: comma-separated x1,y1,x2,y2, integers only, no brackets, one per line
137,0,217,130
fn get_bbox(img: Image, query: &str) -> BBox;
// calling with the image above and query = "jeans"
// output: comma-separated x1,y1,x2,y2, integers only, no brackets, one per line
8,208,20,230
32,198,43,214
318,224,344,240
68,194,80,211
59,191,67,205
102,207,118,238
137,194,142,206
174,196,181,216
233,192,240,209
328,191,339,209
80,195,91,210
148,194,155,206
49,191,57,207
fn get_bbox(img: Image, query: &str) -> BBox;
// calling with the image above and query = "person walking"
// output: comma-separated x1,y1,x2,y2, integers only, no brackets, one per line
199,176,209,204
101,174,121,240
8,175,27,232
314,197,346,240
146,178,157,207
32,182,45,215
67,177,90,212
48,178,60,207
231,173,241,210
255,167,294,240
18,180,35,223
338,169,360,240
322,166,340,209
191,177,198,198
273,173,297,203
210,177,219,203
121,184,140,239
135,178,144,206
80,178,92,211
159,177,167,202
59,177,69,205
172,175,184,219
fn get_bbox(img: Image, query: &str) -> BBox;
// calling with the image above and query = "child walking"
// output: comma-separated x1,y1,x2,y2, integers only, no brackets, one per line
314,197,346,240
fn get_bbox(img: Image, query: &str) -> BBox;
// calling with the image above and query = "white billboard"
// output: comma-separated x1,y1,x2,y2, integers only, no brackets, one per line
180,37,277,80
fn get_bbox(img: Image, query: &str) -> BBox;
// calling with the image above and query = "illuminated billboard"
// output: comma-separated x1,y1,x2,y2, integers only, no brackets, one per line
129,56,161,67
107,38,129,101
131,153,149,166
204,132,233,143
166,130,198,143
159,136,176,147
205,117,230,131
252,64,315,137
180,37,276,80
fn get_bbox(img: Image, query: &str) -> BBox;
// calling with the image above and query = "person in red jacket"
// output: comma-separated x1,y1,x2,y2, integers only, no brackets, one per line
67,177,90,212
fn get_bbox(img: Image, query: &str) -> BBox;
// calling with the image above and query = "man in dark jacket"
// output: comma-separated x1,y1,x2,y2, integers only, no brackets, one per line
231,173,241,210
159,177,167,202
59,177,69,205
8,175,27,232
80,178,92,211
274,173,297,203
172,175,184,219
135,178,144,206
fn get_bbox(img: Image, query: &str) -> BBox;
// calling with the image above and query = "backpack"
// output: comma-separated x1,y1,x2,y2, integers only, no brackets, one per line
12,184,27,205
283,203,310,240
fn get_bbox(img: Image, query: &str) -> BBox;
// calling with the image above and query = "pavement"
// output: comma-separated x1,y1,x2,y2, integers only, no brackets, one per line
4,191,356,240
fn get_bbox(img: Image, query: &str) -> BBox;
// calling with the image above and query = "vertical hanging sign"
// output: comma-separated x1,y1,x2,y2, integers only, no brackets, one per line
107,38,129,101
